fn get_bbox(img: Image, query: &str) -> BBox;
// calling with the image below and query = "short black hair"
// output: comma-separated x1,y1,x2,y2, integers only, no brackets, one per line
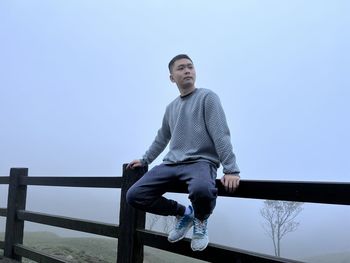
168,54,193,73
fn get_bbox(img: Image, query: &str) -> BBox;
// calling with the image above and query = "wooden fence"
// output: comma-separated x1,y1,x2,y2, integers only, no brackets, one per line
0,166,349,263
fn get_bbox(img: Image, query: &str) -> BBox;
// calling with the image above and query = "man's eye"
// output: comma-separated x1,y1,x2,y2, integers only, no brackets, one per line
178,67,184,70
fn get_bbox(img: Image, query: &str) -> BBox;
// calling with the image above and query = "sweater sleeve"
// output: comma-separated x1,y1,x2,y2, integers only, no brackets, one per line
204,92,240,174
141,108,171,165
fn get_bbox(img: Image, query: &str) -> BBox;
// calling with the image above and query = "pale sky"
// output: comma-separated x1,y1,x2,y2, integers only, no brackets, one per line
1,0,349,260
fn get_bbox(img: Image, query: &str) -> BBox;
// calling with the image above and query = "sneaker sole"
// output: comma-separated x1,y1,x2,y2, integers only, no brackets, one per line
191,236,209,251
191,241,209,251
167,224,193,243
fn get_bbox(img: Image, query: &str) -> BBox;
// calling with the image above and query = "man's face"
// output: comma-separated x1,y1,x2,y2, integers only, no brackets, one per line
170,58,196,89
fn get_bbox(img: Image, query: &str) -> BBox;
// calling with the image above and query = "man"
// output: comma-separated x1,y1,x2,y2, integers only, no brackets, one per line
126,54,240,251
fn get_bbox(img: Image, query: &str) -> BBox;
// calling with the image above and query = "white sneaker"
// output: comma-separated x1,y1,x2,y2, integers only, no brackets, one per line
191,218,209,251
168,206,194,243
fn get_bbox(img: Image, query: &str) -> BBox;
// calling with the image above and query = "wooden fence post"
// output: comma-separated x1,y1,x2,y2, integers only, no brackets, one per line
4,168,28,261
117,164,147,263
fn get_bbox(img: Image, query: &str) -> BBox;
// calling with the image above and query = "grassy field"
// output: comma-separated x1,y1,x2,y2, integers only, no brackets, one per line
2,232,349,262
304,251,350,263
0,232,206,263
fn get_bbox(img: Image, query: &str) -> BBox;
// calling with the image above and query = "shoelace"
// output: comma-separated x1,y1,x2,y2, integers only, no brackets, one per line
176,215,191,229
193,219,207,235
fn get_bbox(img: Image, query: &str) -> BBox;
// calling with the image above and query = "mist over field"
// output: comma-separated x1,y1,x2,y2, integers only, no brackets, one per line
1,0,349,262
1,182,350,261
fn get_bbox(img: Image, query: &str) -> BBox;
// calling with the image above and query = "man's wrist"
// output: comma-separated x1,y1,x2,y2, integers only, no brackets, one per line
224,172,240,177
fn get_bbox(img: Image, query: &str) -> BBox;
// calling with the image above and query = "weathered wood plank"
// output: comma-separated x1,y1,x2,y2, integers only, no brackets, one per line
0,208,6,217
4,168,28,261
20,176,122,188
0,256,20,263
138,229,305,263
17,210,119,238
0,177,9,185
167,179,350,205
117,165,147,263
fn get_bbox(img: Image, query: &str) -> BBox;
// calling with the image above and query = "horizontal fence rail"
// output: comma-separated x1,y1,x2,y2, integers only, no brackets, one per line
19,176,122,188
17,210,119,238
0,176,10,184
1,167,349,263
163,179,350,205
138,229,303,263
3,175,350,205
14,244,67,263
0,208,6,217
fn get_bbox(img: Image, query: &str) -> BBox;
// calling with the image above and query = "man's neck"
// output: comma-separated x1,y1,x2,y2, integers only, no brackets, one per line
179,86,196,97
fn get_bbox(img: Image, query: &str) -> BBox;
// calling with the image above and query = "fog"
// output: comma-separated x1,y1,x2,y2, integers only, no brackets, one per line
1,0,349,261
1,182,350,260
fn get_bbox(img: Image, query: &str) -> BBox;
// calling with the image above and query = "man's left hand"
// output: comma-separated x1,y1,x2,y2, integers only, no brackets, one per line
220,174,240,193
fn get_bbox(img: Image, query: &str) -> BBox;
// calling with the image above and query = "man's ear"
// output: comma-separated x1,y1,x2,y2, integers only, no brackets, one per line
169,74,175,83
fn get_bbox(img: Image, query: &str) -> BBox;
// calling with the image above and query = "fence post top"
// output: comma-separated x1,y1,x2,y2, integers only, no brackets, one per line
9,168,28,177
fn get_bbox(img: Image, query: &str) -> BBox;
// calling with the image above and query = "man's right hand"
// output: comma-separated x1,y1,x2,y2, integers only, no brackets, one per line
126,159,143,169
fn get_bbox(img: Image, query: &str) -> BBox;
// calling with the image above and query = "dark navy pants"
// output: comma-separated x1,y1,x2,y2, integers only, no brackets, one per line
126,161,218,220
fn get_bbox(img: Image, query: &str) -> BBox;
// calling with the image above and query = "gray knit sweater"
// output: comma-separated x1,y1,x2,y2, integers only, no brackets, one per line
141,88,240,174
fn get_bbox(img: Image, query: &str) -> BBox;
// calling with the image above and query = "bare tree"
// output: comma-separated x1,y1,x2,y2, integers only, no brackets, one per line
260,200,303,257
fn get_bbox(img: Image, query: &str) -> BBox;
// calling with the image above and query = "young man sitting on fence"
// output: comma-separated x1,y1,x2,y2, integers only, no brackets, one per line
126,54,240,251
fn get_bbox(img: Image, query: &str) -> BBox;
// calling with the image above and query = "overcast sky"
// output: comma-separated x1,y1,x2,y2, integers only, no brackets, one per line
1,0,349,260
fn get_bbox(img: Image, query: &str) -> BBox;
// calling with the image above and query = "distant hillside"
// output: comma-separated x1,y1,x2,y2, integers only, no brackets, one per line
1,232,206,263
3,232,349,263
304,251,350,263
